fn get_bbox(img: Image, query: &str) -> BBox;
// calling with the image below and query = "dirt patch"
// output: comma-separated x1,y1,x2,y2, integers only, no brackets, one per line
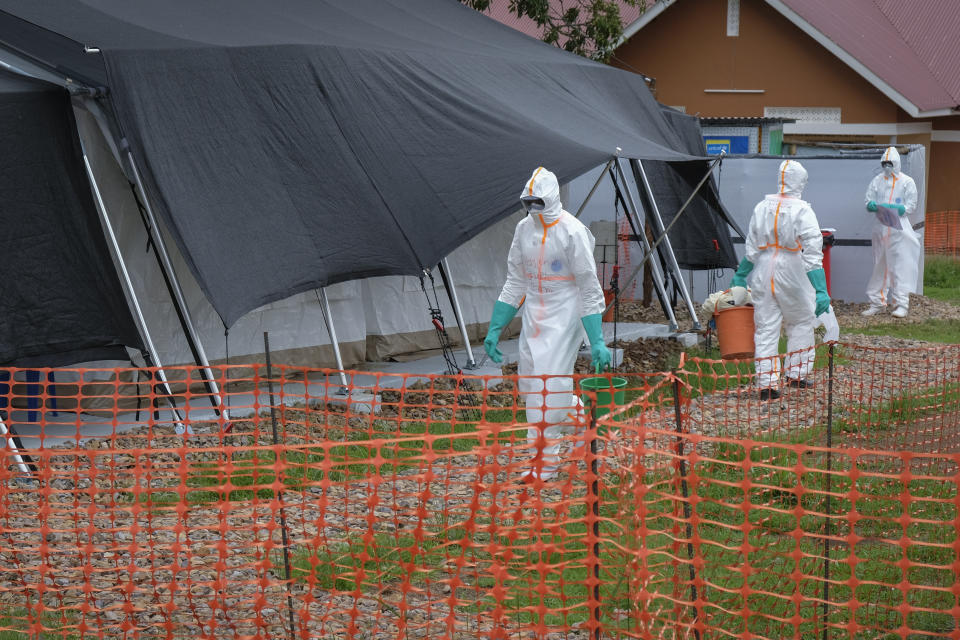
617,292,960,341
500,337,684,377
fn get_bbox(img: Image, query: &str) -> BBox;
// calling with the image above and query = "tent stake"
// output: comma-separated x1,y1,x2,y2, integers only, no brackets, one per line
79,146,188,433
124,150,230,424
438,258,476,369
631,159,703,330
612,160,680,331
315,288,349,394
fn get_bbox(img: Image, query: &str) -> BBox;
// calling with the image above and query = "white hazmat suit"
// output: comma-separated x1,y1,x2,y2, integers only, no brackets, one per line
864,147,920,316
744,161,824,390
496,168,606,477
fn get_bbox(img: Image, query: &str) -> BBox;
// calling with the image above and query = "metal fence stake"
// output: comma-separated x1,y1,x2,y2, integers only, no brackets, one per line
822,344,835,640
672,377,701,640
264,332,297,640
587,404,602,640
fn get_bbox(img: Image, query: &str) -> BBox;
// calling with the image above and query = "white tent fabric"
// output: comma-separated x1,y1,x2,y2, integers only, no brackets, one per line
677,149,927,305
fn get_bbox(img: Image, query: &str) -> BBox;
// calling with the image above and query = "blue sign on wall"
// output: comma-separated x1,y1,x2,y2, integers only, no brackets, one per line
704,136,751,155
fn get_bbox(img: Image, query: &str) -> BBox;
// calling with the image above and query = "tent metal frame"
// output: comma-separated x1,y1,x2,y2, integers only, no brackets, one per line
79,140,188,433
573,152,721,332
315,288,349,394
611,159,681,330
0,418,32,476
80,98,230,426
607,153,728,315
631,159,703,331
437,258,476,369
122,147,230,422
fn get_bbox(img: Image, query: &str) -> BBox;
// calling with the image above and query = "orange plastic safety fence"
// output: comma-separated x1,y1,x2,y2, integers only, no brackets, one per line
0,341,956,639
925,211,960,259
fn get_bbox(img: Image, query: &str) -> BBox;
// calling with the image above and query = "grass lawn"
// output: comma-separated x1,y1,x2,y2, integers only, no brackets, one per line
669,428,958,639
670,337,847,400
923,256,960,305
0,609,77,639
273,404,958,638
855,318,960,343
108,267,959,635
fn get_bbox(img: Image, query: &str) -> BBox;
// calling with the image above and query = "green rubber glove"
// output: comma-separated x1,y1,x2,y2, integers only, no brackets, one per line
866,200,878,212
581,313,612,371
806,268,831,317
483,301,518,363
892,203,906,216
730,257,754,289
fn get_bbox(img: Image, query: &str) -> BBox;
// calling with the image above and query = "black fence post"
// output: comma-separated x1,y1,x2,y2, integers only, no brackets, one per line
587,404,602,640
821,344,835,640
672,378,701,640
264,332,297,640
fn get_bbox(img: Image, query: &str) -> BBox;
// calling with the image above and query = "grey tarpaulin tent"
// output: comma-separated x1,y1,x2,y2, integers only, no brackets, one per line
644,106,743,268
0,67,142,367
0,0,713,330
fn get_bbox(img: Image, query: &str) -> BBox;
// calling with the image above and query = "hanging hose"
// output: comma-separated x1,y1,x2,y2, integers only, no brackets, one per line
420,270,461,376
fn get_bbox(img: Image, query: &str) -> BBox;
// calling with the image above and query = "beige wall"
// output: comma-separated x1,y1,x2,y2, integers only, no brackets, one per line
615,0,898,120
928,142,960,212
612,0,960,211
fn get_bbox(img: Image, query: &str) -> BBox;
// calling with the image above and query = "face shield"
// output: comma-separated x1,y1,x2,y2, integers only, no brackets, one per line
520,195,546,213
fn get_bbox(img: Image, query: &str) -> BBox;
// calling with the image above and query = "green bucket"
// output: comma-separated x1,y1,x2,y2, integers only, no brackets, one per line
580,376,628,419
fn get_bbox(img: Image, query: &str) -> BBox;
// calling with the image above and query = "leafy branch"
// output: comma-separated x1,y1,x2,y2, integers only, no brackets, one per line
463,0,650,62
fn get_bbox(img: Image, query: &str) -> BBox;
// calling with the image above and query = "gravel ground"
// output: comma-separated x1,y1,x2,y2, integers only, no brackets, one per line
2,295,957,638
618,292,960,345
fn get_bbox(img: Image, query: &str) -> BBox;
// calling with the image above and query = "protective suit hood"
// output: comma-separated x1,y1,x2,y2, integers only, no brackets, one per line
521,167,563,223
881,146,901,176
775,160,808,198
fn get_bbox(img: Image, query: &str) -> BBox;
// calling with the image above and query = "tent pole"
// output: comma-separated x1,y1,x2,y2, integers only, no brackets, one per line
630,159,702,331
606,155,727,316
79,146,188,433
123,150,229,422
0,415,33,476
438,259,476,369
315,289,349,394
608,166,669,313
574,156,617,219
612,160,679,331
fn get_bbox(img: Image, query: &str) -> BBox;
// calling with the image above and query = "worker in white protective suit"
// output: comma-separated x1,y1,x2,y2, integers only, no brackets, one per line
862,147,920,318
729,160,830,400
484,167,611,483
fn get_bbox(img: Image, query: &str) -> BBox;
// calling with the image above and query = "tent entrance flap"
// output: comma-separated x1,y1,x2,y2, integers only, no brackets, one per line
0,67,144,368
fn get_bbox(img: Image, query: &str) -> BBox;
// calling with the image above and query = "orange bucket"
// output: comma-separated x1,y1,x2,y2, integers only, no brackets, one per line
713,306,755,360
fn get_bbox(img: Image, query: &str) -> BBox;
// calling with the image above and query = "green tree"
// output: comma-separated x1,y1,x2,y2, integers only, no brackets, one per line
463,0,649,62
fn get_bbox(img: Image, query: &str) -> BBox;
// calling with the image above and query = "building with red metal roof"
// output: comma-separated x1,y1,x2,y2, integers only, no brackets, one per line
486,0,960,212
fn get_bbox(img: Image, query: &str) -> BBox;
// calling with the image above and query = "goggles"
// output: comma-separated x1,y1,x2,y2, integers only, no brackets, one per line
520,196,546,213
881,161,894,168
